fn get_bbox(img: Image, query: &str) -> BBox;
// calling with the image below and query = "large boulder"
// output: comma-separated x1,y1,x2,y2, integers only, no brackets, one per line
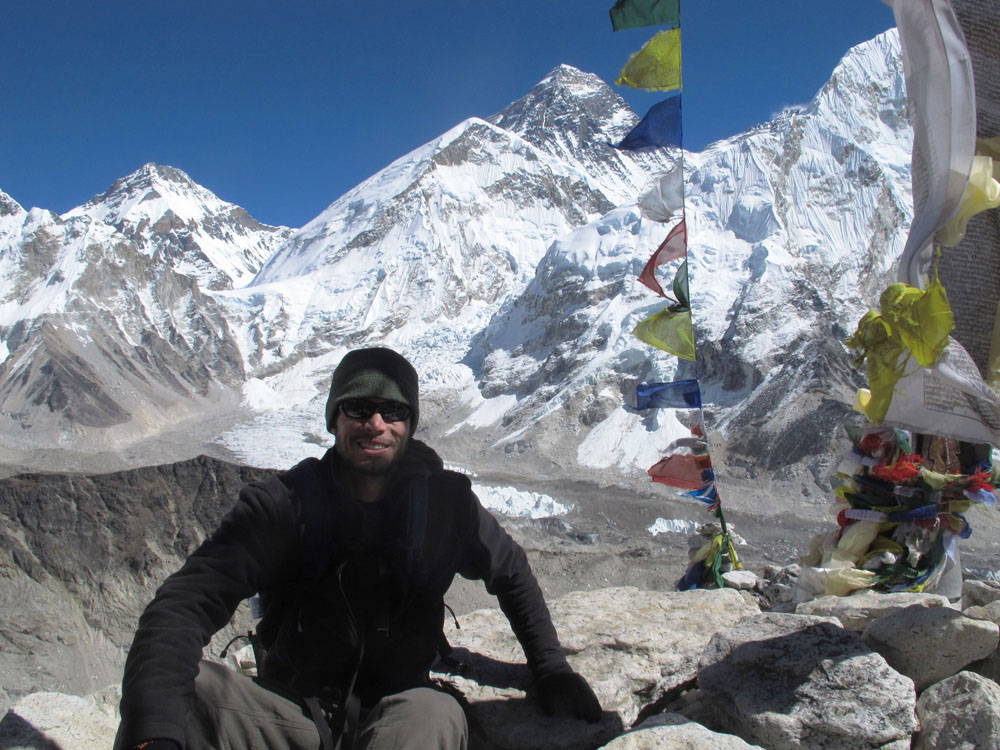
964,579,1000,609
432,586,760,750
0,686,120,750
795,591,950,631
696,612,918,750
965,601,1000,684
598,713,762,749
965,599,1000,624
862,604,1000,691
914,671,1000,749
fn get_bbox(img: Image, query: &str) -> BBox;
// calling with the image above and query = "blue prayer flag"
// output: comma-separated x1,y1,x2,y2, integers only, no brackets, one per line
683,478,718,504
617,94,682,152
636,379,701,409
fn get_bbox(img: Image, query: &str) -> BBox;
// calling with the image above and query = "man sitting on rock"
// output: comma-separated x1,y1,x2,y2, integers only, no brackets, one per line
114,347,601,750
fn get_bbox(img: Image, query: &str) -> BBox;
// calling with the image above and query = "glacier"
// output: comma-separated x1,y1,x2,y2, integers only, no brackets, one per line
0,31,917,528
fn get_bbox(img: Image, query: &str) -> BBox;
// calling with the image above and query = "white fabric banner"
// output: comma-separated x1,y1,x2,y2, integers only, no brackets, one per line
884,0,976,287
870,338,1000,444
637,165,684,223
875,0,1000,446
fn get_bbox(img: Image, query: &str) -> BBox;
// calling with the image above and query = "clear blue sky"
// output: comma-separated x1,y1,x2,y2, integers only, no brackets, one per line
3,1,896,229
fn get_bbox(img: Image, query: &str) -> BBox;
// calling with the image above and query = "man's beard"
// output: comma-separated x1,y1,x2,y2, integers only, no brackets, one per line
334,438,409,477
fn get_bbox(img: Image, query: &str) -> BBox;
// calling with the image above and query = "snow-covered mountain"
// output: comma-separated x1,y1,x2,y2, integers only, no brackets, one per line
0,31,913,511
232,65,671,380
65,163,291,290
0,191,246,450
434,30,911,503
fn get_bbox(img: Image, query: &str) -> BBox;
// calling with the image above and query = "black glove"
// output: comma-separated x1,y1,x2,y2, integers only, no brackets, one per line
536,671,602,723
133,740,181,750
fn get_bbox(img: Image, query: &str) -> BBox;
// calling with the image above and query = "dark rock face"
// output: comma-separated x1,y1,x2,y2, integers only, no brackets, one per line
488,65,639,174
0,455,275,706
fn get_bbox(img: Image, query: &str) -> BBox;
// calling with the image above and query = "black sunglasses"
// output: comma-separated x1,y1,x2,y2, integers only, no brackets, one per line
339,399,411,423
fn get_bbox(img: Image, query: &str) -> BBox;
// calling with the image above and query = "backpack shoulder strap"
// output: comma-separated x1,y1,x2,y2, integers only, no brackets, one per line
405,475,429,556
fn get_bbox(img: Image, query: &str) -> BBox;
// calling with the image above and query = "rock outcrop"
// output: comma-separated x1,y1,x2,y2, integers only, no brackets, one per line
695,613,916,749
0,456,275,706
433,587,760,749
862,604,1000,691
914,671,1000,750
9,581,1000,750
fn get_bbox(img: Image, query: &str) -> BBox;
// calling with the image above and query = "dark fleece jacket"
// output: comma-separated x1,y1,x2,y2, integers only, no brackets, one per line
116,440,570,748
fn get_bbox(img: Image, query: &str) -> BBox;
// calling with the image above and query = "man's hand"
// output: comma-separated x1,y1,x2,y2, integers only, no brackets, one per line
536,671,602,723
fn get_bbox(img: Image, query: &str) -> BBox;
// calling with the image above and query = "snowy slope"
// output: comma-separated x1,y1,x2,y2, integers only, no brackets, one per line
0,169,288,447
217,68,674,385
0,204,244,441
440,31,911,500
680,31,911,486
0,34,914,511
65,163,291,290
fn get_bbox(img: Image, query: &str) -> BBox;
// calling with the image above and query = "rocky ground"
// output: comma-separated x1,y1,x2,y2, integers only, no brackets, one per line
2,449,999,715
9,583,1000,750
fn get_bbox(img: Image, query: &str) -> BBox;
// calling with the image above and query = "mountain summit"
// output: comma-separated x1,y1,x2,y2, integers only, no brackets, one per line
0,33,913,510
239,73,673,380
488,64,637,153
66,163,290,290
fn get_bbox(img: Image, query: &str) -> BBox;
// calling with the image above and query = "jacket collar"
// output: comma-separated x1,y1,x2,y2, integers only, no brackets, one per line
322,438,444,502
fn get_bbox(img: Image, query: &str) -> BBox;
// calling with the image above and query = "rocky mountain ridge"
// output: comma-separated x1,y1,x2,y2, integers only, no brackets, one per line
0,456,275,705
0,32,912,513
65,163,291,291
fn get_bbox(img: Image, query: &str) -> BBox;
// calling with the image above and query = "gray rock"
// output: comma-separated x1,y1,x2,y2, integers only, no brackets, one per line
970,651,1000,686
432,586,760,750
755,564,801,612
914,671,1000,749
722,570,759,591
966,610,1000,683
863,604,1000,691
0,686,120,750
965,600,1000,624
964,579,1000,608
795,591,950,631
598,713,762,749
697,612,917,750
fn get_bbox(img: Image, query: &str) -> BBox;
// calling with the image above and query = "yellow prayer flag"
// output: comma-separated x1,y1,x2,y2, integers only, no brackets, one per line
615,28,682,92
847,277,954,423
632,306,695,360
937,154,1000,247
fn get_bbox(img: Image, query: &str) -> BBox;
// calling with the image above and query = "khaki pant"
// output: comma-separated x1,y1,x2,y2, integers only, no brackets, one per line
118,660,468,750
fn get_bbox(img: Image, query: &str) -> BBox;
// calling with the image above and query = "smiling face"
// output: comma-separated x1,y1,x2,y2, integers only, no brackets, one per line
332,398,411,480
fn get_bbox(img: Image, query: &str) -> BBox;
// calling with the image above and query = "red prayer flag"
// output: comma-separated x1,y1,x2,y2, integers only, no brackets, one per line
648,452,713,490
639,218,686,297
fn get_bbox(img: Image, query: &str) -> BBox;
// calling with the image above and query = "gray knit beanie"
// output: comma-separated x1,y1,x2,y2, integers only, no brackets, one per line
325,347,419,433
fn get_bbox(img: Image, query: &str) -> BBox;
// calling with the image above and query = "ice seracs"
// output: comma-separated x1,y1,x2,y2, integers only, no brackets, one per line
0,32,914,513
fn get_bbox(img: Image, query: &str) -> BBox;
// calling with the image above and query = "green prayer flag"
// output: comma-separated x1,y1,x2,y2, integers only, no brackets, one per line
633,307,696,360
609,0,680,31
673,259,689,308
615,29,682,92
